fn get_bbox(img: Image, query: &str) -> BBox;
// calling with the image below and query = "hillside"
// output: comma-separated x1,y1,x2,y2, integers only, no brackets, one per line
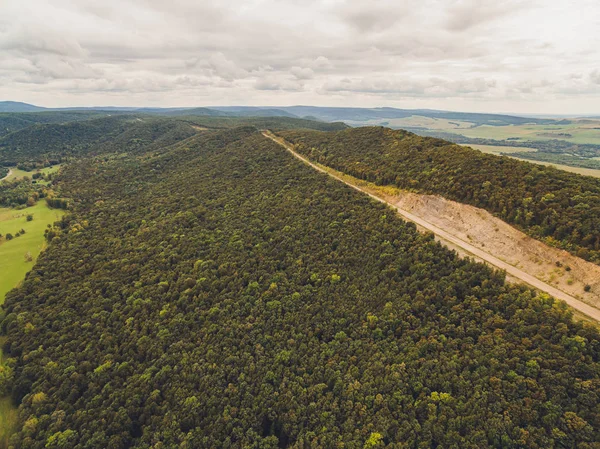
0,102,45,113
0,115,141,168
0,126,598,447
281,127,600,263
0,111,114,138
0,114,348,170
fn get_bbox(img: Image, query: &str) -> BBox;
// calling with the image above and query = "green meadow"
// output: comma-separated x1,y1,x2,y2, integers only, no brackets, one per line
0,203,65,302
2,165,61,185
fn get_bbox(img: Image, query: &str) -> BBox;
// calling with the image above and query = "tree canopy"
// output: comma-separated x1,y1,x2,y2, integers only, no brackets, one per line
282,127,600,263
1,127,598,448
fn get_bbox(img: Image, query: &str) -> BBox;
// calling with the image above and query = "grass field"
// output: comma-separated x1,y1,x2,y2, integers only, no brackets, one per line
2,165,61,183
448,121,600,145
465,144,538,154
0,203,65,302
346,116,476,130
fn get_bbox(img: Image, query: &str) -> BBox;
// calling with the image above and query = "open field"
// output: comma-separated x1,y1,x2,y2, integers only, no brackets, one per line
1,164,61,183
465,144,538,154
0,203,65,302
347,115,476,130
447,120,600,145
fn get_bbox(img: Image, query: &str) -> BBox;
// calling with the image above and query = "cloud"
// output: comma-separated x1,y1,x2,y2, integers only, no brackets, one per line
444,0,528,32
255,74,304,92
290,67,314,80
322,76,497,97
207,53,247,81
0,0,599,113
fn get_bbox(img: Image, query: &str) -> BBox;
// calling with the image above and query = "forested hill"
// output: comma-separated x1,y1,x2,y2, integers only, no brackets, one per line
281,127,600,263
0,111,112,138
1,127,598,447
0,114,347,170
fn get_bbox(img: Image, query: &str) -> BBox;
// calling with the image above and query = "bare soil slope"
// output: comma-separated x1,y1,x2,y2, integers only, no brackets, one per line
392,192,600,309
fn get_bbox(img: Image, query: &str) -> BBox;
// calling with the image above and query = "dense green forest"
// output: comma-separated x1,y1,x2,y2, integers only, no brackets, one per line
1,126,598,447
0,114,347,171
0,111,114,138
282,127,600,262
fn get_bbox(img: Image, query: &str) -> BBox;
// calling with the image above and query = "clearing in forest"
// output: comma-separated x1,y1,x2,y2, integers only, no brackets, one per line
0,202,65,302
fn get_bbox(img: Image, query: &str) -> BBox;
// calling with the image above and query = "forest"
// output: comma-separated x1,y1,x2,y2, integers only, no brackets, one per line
0,114,347,171
282,127,600,263
0,125,598,447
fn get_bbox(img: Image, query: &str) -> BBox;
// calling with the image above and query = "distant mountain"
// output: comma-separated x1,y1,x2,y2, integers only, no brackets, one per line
272,106,554,126
0,101,46,113
209,106,299,118
0,102,559,125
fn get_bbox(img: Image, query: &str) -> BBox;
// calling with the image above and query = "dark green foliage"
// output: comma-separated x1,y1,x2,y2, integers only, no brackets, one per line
2,128,599,448
282,127,600,262
0,116,198,169
178,115,349,132
0,179,48,208
0,111,114,138
0,115,346,170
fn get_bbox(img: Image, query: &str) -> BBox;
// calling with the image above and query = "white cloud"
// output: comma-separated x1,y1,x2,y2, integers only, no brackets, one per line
1,0,599,113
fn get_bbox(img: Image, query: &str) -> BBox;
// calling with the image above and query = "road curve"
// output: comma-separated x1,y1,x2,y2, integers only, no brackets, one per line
0,169,12,182
262,130,600,322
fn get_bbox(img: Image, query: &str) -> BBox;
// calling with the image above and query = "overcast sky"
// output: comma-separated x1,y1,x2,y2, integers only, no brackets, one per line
1,0,599,114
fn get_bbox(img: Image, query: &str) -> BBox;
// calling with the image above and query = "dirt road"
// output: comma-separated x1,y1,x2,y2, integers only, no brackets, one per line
262,130,600,322
0,169,12,182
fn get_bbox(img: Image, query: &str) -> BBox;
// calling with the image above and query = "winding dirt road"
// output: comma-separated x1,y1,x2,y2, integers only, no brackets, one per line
0,169,12,182
262,130,600,322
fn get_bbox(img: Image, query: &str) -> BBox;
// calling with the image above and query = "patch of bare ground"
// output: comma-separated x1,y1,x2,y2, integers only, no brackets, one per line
387,192,600,309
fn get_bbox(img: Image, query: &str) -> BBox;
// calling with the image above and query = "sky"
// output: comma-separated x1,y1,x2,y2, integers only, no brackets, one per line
1,0,600,114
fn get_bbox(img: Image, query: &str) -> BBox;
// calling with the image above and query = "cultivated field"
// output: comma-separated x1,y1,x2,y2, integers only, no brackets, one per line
347,115,476,130
447,120,600,145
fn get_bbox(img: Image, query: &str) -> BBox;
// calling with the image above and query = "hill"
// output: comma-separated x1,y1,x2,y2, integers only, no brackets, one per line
0,102,45,113
0,115,348,170
257,106,553,126
0,111,116,138
0,126,598,447
281,126,600,263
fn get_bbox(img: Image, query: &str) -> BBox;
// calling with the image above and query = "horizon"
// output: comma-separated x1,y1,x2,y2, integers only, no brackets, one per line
2,100,600,119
